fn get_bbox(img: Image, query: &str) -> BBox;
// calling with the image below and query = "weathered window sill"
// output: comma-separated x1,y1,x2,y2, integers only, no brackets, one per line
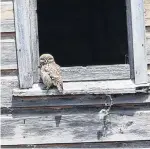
12,80,141,97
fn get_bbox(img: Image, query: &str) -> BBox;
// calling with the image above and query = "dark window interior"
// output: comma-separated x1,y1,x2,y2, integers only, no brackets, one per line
37,0,128,66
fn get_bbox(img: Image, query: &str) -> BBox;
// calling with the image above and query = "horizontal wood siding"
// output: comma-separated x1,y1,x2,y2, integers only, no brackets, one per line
1,36,17,70
1,1,150,147
2,141,150,148
1,107,150,145
145,0,150,26
146,33,150,64
9,94,150,108
1,76,19,107
145,0,150,74
1,1,15,32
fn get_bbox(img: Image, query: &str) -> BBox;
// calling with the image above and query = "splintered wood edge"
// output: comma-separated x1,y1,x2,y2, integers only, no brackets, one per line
12,80,136,96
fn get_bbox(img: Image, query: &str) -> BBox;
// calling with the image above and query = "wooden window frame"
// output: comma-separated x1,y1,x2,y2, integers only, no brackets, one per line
13,0,148,94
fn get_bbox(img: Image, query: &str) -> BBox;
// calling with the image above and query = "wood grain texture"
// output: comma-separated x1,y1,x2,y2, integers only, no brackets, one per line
1,107,150,145
12,94,150,108
13,80,136,97
14,0,33,88
61,65,130,81
1,1,13,21
29,0,40,83
2,140,150,148
1,1,15,32
127,0,148,84
146,33,150,64
1,37,17,70
144,3,150,26
1,20,15,33
1,76,19,107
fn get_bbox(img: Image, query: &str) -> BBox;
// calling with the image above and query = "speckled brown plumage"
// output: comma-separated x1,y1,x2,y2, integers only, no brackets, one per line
40,54,63,92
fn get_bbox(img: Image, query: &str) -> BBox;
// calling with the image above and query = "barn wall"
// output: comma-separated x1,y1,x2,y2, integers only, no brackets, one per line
1,0,150,147
1,0,150,107
1,0,19,108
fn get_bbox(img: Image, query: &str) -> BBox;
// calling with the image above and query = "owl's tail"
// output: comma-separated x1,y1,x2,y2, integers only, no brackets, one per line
52,76,63,93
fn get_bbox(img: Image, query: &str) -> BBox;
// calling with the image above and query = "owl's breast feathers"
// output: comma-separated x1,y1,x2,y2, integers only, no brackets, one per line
41,62,63,92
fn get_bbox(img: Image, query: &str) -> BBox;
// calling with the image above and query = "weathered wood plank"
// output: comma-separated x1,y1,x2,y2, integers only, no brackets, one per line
145,0,150,4
61,65,130,81
146,33,150,64
144,0,150,26
13,80,136,97
1,38,17,70
1,107,150,145
1,34,18,76
14,0,33,88
2,89,150,108
145,3,150,26
2,140,150,148
1,1,15,32
11,94,150,108
126,0,148,84
1,76,19,107
30,0,40,83
146,33,150,54
1,20,15,33
1,1,14,21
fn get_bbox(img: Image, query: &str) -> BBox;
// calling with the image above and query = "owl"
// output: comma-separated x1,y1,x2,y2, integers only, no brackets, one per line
40,53,63,92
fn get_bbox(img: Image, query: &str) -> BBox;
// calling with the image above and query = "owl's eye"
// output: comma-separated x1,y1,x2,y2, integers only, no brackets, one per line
51,76,55,80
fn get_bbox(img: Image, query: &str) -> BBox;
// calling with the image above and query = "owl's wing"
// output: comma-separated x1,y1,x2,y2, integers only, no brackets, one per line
44,63,63,92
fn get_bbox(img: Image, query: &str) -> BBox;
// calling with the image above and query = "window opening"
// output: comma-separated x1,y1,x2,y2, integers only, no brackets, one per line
37,0,128,67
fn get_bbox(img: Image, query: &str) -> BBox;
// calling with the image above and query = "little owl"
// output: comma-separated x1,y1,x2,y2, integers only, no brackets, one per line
40,53,63,92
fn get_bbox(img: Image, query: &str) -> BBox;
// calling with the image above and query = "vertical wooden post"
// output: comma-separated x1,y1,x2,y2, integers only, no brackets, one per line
30,0,40,83
126,0,148,84
14,0,33,88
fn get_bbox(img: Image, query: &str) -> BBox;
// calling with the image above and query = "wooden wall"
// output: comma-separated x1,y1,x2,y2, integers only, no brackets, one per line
1,0,150,148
